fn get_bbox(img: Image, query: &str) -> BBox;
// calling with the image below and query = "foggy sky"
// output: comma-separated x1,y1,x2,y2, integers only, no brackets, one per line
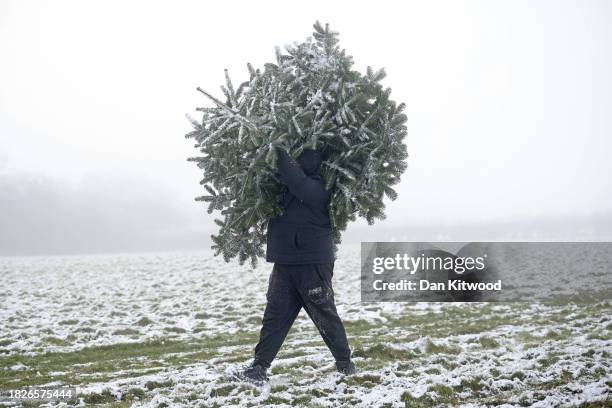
1,0,611,256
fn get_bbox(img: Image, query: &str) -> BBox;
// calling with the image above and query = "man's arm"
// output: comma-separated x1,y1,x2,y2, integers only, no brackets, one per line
276,148,330,206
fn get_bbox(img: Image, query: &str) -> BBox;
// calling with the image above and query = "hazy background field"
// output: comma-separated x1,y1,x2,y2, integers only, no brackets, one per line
1,0,612,257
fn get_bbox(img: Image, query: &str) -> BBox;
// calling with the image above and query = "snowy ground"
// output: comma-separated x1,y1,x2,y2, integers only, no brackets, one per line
0,245,610,407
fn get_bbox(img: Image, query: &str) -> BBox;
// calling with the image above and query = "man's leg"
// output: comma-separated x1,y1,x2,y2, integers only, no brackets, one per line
292,263,352,364
253,263,302,368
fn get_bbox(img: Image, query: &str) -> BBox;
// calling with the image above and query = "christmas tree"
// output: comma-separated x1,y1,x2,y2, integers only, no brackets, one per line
185,21,408,268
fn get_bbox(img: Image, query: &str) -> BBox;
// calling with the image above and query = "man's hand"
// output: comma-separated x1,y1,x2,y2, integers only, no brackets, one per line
275,147,329,207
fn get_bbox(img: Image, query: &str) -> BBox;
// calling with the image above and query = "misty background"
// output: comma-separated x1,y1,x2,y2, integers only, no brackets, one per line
1,0,611,256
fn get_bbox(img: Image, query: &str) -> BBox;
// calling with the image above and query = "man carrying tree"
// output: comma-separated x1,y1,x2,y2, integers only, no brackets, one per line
236,146,356,384
187,20,407,383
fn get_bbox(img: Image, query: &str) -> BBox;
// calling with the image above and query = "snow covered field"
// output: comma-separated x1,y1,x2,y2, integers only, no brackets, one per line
0,244,610,407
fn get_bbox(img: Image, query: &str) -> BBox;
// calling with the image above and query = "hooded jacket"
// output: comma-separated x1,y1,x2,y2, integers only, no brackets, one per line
265,147,335,264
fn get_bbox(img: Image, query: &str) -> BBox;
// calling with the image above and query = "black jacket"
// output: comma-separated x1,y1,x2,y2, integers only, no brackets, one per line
266,148,335,264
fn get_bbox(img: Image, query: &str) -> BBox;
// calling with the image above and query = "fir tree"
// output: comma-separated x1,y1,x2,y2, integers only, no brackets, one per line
185,21,408,268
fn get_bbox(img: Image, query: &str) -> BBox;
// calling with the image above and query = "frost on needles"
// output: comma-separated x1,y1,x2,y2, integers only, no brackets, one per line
185,21,408,268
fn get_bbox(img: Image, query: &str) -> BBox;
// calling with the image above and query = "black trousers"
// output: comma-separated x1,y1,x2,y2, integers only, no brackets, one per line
253,262,351,368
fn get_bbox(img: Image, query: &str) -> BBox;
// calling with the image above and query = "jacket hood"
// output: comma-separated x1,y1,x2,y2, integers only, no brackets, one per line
297,148,323,176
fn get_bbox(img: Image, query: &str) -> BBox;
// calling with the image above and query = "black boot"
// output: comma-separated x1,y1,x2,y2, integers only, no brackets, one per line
236,362,268,385
336,360,356,375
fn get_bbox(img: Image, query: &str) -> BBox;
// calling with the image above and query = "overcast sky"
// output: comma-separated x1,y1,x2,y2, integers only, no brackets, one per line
1,0,611,255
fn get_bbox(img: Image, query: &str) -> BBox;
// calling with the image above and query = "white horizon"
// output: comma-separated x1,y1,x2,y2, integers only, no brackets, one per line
1,0,611,255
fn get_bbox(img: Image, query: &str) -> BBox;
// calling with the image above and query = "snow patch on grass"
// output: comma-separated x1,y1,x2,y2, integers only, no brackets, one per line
0,244,610,406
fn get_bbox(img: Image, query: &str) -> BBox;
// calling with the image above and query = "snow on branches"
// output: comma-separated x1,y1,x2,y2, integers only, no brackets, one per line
185,21,408,268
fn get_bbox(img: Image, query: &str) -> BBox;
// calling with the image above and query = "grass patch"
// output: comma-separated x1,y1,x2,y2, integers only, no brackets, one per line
456,376,485,393
352,344,417,361
0,331,257,388
431,357,459,370
271,384,288,392
478,336,500,348
427,384,458,405
82,388,116,404
135,317,154,326
586,332,610,341
342,374,381,388
538,354,560,368
164,327,187,334
145,380,174,391
537,369,574,390
516,330,541,343
211,384,233,397
401,391,436,408
43,336,69,346
582,349,596,358
544,329,569,340
424,340,460,354
121,387,146,402
75,327,96,333
113,328,140,336
261,395,290,405
59,319,79,326
292,394,312,405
